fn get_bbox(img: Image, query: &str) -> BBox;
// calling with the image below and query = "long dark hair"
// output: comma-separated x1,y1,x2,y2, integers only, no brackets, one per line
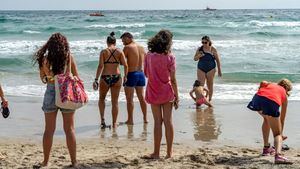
34,33,70,75
147,29,173,54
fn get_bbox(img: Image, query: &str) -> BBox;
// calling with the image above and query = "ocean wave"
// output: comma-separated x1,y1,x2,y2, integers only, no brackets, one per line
247,31,300,38
85,23,146,29
4,83,300,101
2,39,300,55
23,30,41,34
222,72,300,83
248,20,300,28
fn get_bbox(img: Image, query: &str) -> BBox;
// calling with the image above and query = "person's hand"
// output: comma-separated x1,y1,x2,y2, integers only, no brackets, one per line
174,96,179,110
123,76,127,85
1,99,8,108
93,80,99,91
218,70,222,77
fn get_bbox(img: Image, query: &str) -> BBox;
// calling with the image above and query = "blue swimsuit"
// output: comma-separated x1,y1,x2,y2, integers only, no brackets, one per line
197,47,216,73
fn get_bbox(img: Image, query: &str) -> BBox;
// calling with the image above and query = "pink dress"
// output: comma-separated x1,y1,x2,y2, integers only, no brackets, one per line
144,52,176,105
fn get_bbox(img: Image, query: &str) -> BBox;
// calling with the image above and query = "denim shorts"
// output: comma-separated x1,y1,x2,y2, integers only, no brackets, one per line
42,84,75,113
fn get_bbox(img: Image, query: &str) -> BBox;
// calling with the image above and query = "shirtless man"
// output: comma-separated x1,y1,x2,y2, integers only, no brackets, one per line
121,32,147,125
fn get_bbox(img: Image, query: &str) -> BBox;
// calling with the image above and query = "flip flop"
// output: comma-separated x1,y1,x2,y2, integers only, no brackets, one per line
1,102,10,118
282,144,290,151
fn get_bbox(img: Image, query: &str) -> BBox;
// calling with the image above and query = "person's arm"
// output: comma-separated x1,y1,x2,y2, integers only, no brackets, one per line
0,84,5,100
93,51,104,90
194,47,202,61
203,88,209,97
70,55,79,77
0,84,8,107
259,81,269,89
189,89,196,101
171,70,179,109
39,59,50,84
119,50,128,83
144,54,148,77
280,98,288,134
212,47,222,77
123,46,129,60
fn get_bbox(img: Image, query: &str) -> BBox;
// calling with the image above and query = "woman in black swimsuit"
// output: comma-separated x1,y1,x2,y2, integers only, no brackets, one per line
93,32,128,128
194,36,222,101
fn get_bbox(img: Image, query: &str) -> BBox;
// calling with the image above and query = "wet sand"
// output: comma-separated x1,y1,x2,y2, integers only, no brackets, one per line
0,96,300,168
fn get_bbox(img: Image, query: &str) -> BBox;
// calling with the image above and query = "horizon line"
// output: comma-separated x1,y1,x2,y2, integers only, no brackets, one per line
0,8,300,11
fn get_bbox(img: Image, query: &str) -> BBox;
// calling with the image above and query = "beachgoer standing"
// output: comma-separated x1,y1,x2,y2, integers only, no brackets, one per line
194,36,222,101
34,33,79,167
93,32,128,129
121,32,148,124
144,30,179,159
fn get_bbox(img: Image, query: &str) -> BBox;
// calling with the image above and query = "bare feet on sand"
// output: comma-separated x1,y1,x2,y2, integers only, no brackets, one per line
142,153,160,160
125,120,134,125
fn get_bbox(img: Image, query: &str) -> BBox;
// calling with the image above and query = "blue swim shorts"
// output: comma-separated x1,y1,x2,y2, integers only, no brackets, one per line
124,71,146,87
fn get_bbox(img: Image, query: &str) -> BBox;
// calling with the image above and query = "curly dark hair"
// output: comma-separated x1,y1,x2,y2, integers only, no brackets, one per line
33,33,70,75
147,29,173,54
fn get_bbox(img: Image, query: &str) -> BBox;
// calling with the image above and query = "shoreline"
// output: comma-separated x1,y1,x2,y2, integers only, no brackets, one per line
1,96,300,147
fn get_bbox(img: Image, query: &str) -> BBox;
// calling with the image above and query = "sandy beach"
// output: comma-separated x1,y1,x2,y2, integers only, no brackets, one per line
0,138,300,169
0,96,300,168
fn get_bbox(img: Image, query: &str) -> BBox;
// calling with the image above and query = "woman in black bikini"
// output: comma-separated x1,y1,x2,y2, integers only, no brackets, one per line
194,36,222,101
93,32,128,129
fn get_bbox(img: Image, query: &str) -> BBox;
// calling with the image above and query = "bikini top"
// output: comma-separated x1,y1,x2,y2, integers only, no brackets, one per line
104,48,119,64
199,46,215,62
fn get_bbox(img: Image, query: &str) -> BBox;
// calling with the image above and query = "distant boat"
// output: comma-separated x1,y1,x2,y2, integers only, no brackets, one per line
89,12,104,17
205,7,216,11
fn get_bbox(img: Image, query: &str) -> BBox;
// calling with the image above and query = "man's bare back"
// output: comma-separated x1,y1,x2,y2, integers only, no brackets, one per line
123,42,145,72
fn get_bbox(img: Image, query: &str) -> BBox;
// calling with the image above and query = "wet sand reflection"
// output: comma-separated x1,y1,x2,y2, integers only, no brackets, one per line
192,107,221,142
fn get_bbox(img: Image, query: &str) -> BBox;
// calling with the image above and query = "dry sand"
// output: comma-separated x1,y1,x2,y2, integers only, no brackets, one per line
0,138,299,169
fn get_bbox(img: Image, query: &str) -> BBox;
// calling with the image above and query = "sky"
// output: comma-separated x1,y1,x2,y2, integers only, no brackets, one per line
1,0,300,10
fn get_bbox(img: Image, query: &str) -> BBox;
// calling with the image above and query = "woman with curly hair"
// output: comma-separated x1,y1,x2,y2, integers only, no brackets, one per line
34,33,79,167
144,30,179,159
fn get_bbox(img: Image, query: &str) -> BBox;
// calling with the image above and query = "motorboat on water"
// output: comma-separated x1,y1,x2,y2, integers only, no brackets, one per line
89,12,104,16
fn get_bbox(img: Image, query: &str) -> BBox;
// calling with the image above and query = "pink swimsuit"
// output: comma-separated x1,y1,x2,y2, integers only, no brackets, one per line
196,97,206,106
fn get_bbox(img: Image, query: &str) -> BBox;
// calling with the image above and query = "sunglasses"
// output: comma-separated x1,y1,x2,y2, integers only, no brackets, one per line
202,41,208,44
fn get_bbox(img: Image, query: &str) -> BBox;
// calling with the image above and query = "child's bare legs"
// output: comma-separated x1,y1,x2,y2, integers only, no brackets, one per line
204,97,213,107
149,104,163,159
162,102,174,158
264,115,282,155
262,116,271,146
280,109,287,140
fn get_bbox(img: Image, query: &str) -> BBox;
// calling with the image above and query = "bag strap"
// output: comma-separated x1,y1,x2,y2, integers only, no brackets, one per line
64,54,72,74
